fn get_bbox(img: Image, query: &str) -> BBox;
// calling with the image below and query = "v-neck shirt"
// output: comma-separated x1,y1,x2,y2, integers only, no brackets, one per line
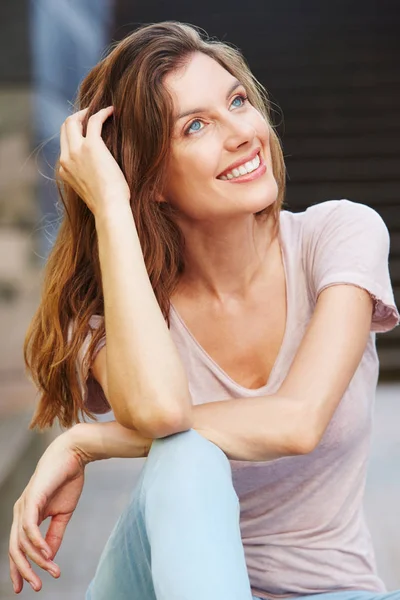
169,222,290,394
75,199,399,599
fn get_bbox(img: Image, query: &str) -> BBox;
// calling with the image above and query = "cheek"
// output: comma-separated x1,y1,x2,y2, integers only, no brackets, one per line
165,153,208,204
257,116,271,142
248,107,270,137
175,147,218,184
166,153,190,190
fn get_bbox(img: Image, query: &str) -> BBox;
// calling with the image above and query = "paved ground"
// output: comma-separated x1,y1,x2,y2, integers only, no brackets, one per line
0,384,399,599
363,384,400,589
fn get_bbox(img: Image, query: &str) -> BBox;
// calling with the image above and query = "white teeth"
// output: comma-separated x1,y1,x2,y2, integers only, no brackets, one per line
219,153,261,180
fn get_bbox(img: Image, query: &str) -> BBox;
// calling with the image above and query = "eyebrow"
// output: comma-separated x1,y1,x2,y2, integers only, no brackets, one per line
174,79,243,122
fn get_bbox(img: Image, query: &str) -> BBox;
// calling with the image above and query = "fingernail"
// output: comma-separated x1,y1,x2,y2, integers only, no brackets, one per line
30,581,37,591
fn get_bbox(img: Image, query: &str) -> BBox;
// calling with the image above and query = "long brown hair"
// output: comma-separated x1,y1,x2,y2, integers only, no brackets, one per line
25,21,287,430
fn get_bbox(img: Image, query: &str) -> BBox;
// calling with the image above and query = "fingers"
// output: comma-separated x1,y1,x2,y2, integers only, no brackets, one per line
59,122,69,174
63,105,113,140
9,518,42,593
19,532,60,577
20,529,60,577
63,107,89,155
9,501,60,594
60,106,113,168
22,500,52,558
9,555,23,594
86,105,114,139
21,500,62,572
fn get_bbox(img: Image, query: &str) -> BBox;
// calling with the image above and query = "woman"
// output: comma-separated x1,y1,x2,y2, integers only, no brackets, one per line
9,20,400,600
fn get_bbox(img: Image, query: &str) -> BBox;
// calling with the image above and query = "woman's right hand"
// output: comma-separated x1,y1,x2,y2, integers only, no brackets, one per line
9,429,89,593
59,106,131,216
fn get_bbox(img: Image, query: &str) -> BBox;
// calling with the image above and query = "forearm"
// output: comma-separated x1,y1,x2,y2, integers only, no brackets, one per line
192,394,313,461
94,203,192,431
67,393,308,463
68,421,154,462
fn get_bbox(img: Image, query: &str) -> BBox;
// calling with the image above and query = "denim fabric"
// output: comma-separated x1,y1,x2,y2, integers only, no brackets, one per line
291,593,400,600
86,428,255,599
85,428,400,600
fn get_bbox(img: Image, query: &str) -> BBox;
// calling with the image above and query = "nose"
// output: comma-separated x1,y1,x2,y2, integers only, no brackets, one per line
222,112,256,152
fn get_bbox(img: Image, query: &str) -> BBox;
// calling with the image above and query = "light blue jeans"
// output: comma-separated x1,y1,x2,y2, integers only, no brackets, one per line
86,428,400,600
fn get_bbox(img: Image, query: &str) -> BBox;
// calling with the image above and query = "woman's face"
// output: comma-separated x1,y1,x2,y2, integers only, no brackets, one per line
162,52,279,222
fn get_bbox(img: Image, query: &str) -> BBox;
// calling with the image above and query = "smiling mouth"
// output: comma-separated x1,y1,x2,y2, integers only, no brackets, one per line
217,152,266,182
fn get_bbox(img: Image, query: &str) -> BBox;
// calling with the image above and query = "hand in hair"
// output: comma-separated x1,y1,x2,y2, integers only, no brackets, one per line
59,106,131,216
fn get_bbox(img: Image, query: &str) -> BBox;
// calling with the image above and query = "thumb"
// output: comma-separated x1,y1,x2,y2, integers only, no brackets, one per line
44,513,73,560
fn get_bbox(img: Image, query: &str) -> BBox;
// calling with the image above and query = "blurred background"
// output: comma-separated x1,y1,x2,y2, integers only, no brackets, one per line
0,0,399,597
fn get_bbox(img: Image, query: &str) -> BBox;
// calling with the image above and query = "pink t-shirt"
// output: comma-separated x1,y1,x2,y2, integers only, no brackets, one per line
73,199,399,598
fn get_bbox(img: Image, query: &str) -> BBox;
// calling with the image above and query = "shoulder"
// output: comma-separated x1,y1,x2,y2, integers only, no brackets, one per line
297,199,389,259
301,199,388,235
281,199,387,243
295,200,399,332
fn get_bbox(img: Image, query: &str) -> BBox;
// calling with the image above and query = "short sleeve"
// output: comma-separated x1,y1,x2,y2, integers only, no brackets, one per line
67,315,111,415
302,199,400,333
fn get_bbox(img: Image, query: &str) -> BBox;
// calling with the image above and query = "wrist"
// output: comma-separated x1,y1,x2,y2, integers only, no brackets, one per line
94,201,133,228
64,423,102,464
66,421,153,461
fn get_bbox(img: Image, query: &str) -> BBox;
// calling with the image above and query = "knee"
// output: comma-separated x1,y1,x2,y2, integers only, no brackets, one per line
141,428,233,497
150,428,227,465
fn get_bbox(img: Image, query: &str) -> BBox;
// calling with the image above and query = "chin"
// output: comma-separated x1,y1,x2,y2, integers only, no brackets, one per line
250,187,279,215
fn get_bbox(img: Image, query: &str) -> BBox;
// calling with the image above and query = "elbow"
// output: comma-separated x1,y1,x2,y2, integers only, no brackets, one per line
289,407,322,456
140,409,194,439
115,400,194,439
291,429,319,455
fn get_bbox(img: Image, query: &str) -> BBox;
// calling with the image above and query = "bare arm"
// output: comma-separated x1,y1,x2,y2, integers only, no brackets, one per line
94,203,192,437
192,284,374,460
88,285,373,461
68,420,153,461
60,107,192,437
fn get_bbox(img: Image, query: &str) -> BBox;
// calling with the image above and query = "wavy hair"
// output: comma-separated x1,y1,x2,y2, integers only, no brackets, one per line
24,21,286,429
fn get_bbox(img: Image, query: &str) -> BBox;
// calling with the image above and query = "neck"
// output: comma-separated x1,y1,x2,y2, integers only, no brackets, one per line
174,213,279,306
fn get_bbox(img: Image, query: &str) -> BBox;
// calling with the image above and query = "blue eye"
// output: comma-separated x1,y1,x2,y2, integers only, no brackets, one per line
231,94,247,107
187,120,203,134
